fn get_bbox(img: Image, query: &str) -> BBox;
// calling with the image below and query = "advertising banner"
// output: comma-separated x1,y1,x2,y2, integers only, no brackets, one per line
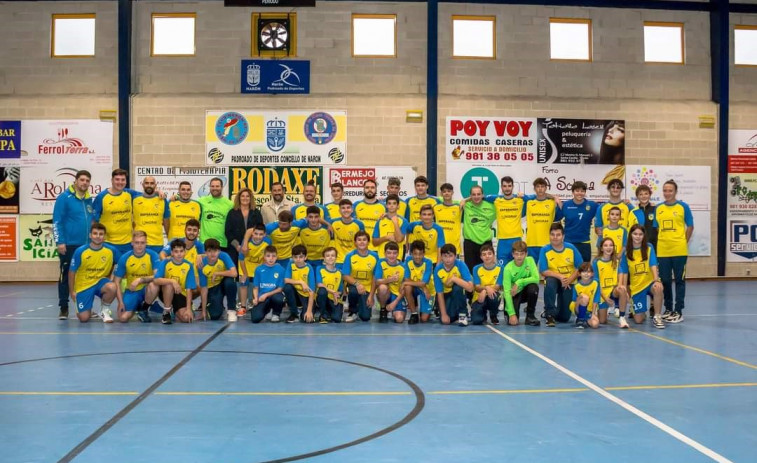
205,110,346,166
241,60,310,94
728,218,757,262
0,216,18,261
323,166,417,203
19,214,57,262
134,166,229,199
0,121,21,160
626,165,711,211
20,166,109,215
728,129,757,173
228,166,323,206
727,173,757,218
0,166,20,213
534,163,626,202
537,118,625,165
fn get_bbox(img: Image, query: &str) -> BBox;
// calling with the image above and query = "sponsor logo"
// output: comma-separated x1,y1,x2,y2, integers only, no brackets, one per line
730,220,757,260
37,127,95,155
207,148,224,164
628,167,661,196
266,118,286,152
273,64,301,87
304,112,336,145
215,112,249,145
29,167,102,202
737,134,757,154
328,147,344,163
246,63,261,87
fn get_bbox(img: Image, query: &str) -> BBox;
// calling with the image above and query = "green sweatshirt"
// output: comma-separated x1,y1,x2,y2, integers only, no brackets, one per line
462,200,496,244
198,195,234,247
501,256,540,316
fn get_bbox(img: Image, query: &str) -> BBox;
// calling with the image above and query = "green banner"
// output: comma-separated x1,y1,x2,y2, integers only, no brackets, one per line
20,214,58,261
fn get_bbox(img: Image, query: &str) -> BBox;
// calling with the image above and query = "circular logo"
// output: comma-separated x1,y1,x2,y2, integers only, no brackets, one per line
215,112,249,145
460,167,499,197
207,148,224,164
328,147,344,163
304,112,337,145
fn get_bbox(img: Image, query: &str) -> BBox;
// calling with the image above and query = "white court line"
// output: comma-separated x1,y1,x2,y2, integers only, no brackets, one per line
486,325,734,463
685,314,757,318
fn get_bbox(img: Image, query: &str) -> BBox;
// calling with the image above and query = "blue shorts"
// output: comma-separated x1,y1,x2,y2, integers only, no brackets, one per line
122,288,146,312
308,259,323,269
527,246,542,265
109,243,133,256
411,287,433,314
386,293,407,311
496,238,519,266
76,278,111,313
631,283,653,314
599,294,619,310
147,245,164,255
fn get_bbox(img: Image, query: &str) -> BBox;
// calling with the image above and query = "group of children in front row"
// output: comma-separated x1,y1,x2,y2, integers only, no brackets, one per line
69,214,664,330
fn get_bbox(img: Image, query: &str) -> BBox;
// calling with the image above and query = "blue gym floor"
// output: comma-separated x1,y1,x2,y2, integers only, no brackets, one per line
0,281,755,463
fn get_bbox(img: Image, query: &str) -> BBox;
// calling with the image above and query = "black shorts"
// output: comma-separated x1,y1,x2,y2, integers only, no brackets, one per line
172,294,187,310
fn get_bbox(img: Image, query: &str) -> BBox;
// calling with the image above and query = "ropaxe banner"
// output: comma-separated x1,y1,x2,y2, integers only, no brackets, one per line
206,110,346,166
228,166,323,206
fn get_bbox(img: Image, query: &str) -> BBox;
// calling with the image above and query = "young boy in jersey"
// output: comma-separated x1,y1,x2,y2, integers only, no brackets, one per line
601,207,628,255
251,246,286,323
197,238,238,321
283,245,316,323
299,205,332,269
570,262,601,329
316,247,344,323
560,181,599,264
523,177,563,264
265,210,308,268
502,240,541,326
595,179,636,236
114,230,160,323
373,194,407,259
238,224,271,316
471,243,504,325
434,183,463,255
343,231,379,322
407,205,445,265
375,241,409,323
330,199,365,269
325,182,344,221
153,239,197,324
403,240,435,325
593,237,629,328
384,177,408,218
434,244,474,326
69,223,119,323
406,175,440,222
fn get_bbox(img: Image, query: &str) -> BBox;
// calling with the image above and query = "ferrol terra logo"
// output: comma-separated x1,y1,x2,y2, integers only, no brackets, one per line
37,127,96,154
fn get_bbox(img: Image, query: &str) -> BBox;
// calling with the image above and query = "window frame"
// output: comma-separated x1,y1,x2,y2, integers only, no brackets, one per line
451,15,497,60
549,17,592,62
734,25,757,67
351,14,398,58
643,21,685,65
151,12,197,57
51,13,96,58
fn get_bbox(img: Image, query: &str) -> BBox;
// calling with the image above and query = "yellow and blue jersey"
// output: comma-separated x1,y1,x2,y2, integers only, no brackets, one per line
161,239,204,279
254,263,285,296
381,197,408,219
325,202,341,221
484,195,525,240
595,201,635,230
343,249,379,291
155,258,197,296
602,225,628,254
406,222,446,263
523,197,562,248
653,200,694,257
353,200,386,249
114,249,159,291
406,195,440,223
571,279,601,312
265,219,307,260
70,244,119,293
133,195,170,246
198,251,235,289
619,245,659,296
433,203,462,250
285,262,316,297
405,256,435,296
372,215,407,259
93,189,137,245
592,257,619,301
316,266,343,303
291,203,327,221
538,243,583,276
298,225,332,262
330,218,365,264
168,199,201,240
240,236,272,276
433,260,471,294
472,263,501,300
374,258,409,296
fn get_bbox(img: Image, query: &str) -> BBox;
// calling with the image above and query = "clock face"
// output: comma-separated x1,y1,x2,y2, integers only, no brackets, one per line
260,21,289,50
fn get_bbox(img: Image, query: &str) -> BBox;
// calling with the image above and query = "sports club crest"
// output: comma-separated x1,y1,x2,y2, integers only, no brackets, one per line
246,63,261,87
266,118,286,152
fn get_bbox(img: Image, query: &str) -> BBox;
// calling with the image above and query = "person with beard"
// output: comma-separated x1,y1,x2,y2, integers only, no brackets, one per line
353,179,386,252
198,177,233,248
291,181,327,220
132,176,170,254
168,181,201,240
261,182,295,224
93,169,142,255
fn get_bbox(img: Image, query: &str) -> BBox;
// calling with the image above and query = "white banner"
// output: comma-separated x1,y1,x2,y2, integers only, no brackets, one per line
728,218,757,262
689,210,711,257
134,166,229,199
20,165,110,214
205,110,346,166
625,165,711,211
324,166,417,203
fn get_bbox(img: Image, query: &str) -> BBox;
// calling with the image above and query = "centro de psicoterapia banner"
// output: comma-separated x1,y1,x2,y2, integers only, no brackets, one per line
205,111,346,166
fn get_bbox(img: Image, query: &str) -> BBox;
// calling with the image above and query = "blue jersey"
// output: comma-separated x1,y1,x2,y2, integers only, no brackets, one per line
562,199,599,243
254,263,285,296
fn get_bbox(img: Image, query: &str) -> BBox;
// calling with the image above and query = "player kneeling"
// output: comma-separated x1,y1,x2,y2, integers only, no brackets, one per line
403,240,435,325
197,239,238,321
570,263,600,329
153,239,197,324
114,230,160,323
315,247,345,323
593,237,629,328
374,242,409,323
471,243,505,325
69,223,119,323
434,244,474,326
283,245,316,323
250,246,286,323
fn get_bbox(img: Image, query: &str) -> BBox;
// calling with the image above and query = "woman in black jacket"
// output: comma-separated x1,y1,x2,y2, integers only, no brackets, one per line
225,188,263,266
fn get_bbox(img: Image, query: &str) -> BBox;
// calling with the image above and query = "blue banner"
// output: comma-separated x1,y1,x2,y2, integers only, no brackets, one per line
241,60,310,94
0,121,21,159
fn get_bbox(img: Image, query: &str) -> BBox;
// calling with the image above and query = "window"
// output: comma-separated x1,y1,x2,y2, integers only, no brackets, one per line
452,15,496,59
549,18,591,61
644,22,684,64
51,14,95,57
352,14,396,58
151,13,196,56
735,25,757,66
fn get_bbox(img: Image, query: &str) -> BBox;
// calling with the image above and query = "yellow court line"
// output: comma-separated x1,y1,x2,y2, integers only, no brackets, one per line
429,388,589,394
154,391,412,396
630,329,757,371
605,382,757,391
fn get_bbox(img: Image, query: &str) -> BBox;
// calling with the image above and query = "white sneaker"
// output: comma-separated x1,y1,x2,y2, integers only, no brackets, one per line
265,311,273,321
345,313,358,323
101,309,113,324
90,311,102,320
613,307,620,318
227,310,238,322
457,316,468,327
270,314,280,323
652,315,666,329
618,316,629,329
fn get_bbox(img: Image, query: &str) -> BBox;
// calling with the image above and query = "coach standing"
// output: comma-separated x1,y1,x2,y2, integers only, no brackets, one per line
52,170,94,319
462,185,496,271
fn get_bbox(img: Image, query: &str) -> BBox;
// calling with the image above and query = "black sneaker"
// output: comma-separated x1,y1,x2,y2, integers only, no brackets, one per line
379,309,389,323
661,310,675,321
666,312,684,323
319,316,329,324
286,314,300,323
161,311,172,325
408,313,419,325
58,308,68,320
137,310,151,323
525,315,541,326
490,315,500,325
546,315,556,327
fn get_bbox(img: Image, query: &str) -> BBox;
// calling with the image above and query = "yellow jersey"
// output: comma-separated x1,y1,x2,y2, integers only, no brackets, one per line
156,258,197,296
133,195,169,246
93,189,135,245
265,219,307,260
433,260,472,294
374,258,408,296
484,195,525,239
240,237,272,277
353,200,386,250
472,263,501,300
595,201,635,230
524,197,561,248
299,225,332,262
168,199,201,240
198,252,235,289
114,249,159,291
316,265,343,303
433,203,462,250
571,279,601,312
330,218,364,264
343,249,379,291
406,196,440,223
70,244,118,293
285,262,316,297
653,201,693,257
620,245,658,296
372,215,407,259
